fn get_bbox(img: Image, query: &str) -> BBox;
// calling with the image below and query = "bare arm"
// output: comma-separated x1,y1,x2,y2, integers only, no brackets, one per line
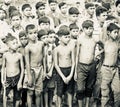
25,46,32,85
18,54,24,84
68,47,75,78
54,48,65,79
1,54,6,85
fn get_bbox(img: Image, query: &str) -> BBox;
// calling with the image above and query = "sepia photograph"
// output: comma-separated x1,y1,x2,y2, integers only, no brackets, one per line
0,0,120,107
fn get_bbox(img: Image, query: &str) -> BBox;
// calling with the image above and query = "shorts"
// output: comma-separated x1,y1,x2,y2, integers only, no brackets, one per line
6,73,21,101
43,68,56,92
56,67,74,97
76,62,96,99
23,65,43,93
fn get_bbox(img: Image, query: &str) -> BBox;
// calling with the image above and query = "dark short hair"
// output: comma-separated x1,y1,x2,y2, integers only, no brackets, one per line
69,7,79,15
48,29,55,35
5,33,16,43
82,20,94,28
9,10,21,19
26,24,36,33
85,3,94,9
57,25,70,37
37,29,48,40
102,2,111,10
22,4,32,11
35,2,45,10
107,23,120,32
38,16,50,25
69,23,79,31
96,6,107,17
106,15,117,21
58,2,66,9
48,0,57,4
115,0,120,7
19,31,27,38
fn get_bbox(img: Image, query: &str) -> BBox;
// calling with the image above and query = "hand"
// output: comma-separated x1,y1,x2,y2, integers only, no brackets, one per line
2,81,8,87
17,82,22,91
28,75,33,87
46,72,52,79
74,71,77,82
66,75,72,83
62,76,67,84
42,72,46,80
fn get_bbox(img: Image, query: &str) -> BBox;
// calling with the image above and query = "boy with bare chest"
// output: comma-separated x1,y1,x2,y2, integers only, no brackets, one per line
101,23,120,107
75,20,97,107
1,33,24,107
54,25,75,107
25,24,46,107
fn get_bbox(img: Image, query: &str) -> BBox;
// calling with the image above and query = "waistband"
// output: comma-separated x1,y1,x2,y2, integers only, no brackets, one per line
103,64,117,68
78,62,94,66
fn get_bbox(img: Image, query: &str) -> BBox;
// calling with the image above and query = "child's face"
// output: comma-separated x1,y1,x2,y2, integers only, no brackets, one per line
37,6,45,16
11,15,21,28
98,12,108,23
60,4,67,14
49,2,57,11
60,35,70,45
48,33,56,43
116,4,120,13
23,7,32,17
0,10,6,20
27,28,37,41
70,29,79,39
20,36,28,47
83,27,94,36
39,23,50,31
8,39,19,51
87,6,95,16
69,14,78,23
109,29,119,40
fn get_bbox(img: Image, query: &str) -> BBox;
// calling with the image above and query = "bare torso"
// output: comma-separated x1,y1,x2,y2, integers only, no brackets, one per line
56,45,72,68
28,41,44,68
5,52,21,77
79,36,96,64
103,41,119,66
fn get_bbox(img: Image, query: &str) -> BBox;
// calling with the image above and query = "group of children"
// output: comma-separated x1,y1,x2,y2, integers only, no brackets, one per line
0,0,120,107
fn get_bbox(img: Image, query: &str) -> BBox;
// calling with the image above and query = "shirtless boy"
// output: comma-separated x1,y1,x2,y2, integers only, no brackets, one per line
25,24,46,107
54,25,75,107
75,20,97,107
1,33,24,107
101,23,120,107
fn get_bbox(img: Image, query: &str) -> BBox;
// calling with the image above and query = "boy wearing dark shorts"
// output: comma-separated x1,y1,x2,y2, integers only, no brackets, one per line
54,25,75,107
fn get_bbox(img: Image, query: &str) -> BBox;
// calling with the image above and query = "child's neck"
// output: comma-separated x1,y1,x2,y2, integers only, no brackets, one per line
13,25,21,31
71,36,77,40
29,39,37,44
60,41,67,46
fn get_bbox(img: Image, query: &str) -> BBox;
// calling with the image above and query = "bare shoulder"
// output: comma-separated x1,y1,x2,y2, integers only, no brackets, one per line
54,45,61,52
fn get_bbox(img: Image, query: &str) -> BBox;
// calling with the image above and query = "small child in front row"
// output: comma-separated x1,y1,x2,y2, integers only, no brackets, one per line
18,31,28,107
43,30,56,107
1,33,24,107
54,25,75,107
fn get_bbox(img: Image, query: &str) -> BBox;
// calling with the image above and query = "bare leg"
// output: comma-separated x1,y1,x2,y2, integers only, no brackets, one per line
15,101,20,107
44,92,48,107
67,92,72,107
27,90,33,107
78,100,83,107
35,91,41,107
57,96,62,107
85,97,90,107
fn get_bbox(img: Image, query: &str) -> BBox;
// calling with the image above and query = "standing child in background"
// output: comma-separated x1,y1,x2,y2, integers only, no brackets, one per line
43,30,56,107
18,31,28,107
54,25,75,107
25,24,46,107
1,33,24,107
